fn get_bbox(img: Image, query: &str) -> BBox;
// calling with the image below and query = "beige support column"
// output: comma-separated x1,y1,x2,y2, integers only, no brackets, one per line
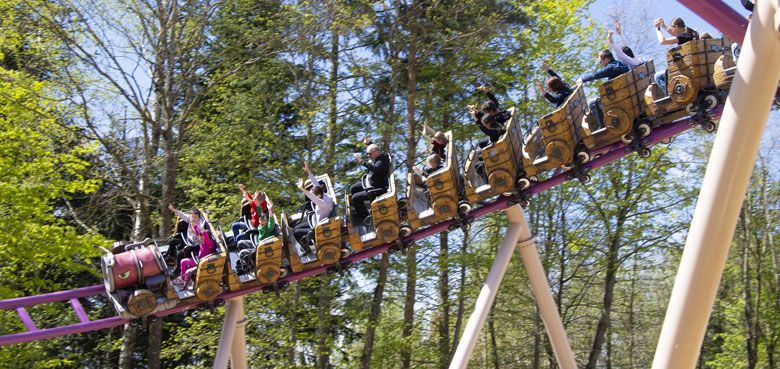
652,1,780,368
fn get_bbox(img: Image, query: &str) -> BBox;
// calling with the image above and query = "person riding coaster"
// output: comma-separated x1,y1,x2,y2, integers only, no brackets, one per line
349,144,391,226
293,161,335,255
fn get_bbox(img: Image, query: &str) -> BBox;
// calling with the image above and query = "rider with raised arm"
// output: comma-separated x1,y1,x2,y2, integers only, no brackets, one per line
609,22,645,69
537,62,574,107
653,17,699,95
167,204,218,283
293,161,335,252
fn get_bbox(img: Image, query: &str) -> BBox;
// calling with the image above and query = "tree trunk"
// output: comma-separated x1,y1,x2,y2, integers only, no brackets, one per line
585,216,625,369
316,278,332,369
118,323,138,369
488,306,500,369
325,26,339,169
438,232,451,369
400,1,419,368
288,282,301,366
740,205,759,369
451,226,469,351
360,253,389,369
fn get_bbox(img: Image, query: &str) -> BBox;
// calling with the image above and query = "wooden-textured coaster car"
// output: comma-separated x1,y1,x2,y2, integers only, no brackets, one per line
224,214,287,289
463,107,526,202
283,174,343,273
713,51,736,89
252,219,287,284
583,61,655,148
645,37,732,123
100,239,178,320
405,131,461,231
522,84,588,176
346,173,402,252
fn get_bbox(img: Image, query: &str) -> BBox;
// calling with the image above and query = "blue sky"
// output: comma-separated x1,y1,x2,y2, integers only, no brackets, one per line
588,0,751,34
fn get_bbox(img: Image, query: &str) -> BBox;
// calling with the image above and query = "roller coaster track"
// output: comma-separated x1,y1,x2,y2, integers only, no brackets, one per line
0,108,720,347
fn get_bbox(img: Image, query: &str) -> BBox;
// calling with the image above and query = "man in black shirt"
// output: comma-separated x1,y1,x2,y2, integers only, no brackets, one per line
350,144,391,221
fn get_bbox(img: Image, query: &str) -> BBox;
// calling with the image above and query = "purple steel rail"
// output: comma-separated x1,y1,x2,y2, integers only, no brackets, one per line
0,109,720,346
677,0,749,43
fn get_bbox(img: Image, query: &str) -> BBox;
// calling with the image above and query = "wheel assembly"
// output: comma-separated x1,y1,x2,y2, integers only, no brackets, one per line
637,123,652,138
685,103,700,116
621,133,634,144
458,202,472,214
639,148,652,158
518,178,531,189
576,150,590,164
704,94,718,111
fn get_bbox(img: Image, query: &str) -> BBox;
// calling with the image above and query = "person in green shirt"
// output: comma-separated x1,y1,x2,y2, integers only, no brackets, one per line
255,197,277,241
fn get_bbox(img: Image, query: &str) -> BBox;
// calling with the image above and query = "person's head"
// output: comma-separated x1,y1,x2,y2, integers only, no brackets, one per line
598,49,614,66
312,185,324,198
670,17,687,35
252,191,265,205
259,213,269,228
433,131,448,145
481,100,498,116
190,209,202,223
546,76,566,93
700,32,712,39
366,144,381,160
481,113,497,128
426,154,442,169
622,46,635,58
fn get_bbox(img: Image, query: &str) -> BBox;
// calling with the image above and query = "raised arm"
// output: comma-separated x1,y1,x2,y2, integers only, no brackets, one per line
303,161,320,188
655,18,679,45
168,203,190,223
421,124,436,140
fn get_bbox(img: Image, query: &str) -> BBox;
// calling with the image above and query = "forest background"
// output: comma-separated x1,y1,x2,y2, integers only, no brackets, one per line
0,0,777,368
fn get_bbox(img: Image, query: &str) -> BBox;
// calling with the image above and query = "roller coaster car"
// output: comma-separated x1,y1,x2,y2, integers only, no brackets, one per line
346,172,401,252
171,213,229,302
583,61,655,148
100,239,178,320
522,84,588,177
282,174,343,273
405,131,461,230
463,107,525,199
644,38,732,124
224,214,287,289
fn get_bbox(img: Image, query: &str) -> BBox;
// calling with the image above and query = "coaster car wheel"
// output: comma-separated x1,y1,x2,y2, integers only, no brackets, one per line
458,202,472,215
637,122,652,138
639,148,652,158
576,150,590,164
518,178,531,189
704,94,719,111
399,226,412,237
701,121,717,133
685,103,700,116
620,133,634,144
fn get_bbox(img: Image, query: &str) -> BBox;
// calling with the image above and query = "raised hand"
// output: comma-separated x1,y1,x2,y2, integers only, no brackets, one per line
536,81,546,96
615,21,622,35
303,160,310,173
541,61,550,72
296,178,305,191
168,203,176,212
608,29,614,43
476,85,489,93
